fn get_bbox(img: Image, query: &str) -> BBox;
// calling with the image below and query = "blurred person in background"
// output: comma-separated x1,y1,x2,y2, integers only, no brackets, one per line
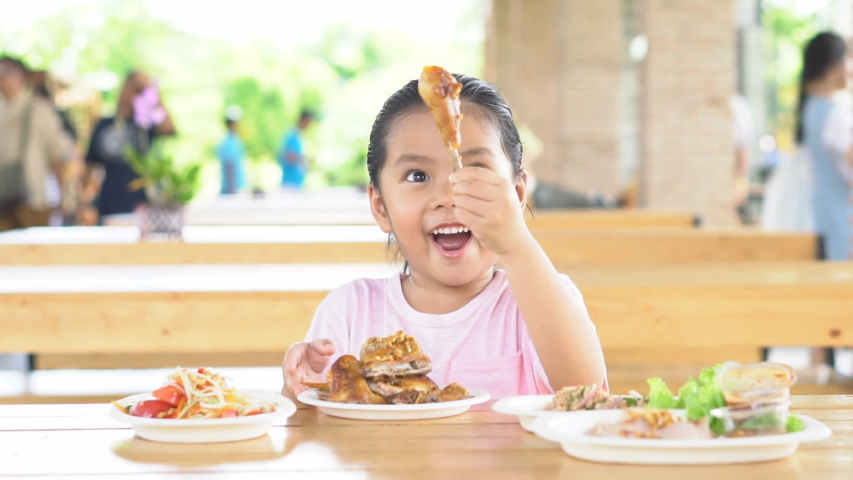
217,106,247,195
85,71,176,223
519,124,621,209
795,32,853,261
731,94,755,223
278,110,314,189
0,56,74,232
31,70,84,226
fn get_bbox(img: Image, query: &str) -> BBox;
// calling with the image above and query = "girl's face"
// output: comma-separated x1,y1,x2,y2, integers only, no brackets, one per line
368,106,524,288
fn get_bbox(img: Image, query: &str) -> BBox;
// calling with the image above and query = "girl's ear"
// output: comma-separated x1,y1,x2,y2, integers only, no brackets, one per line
368,183,393,234
515,168,530,210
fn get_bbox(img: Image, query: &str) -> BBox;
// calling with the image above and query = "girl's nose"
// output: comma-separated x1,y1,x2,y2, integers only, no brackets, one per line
430,175,455,210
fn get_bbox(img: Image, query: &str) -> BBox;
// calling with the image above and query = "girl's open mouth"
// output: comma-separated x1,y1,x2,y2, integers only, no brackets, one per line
430,226,473,258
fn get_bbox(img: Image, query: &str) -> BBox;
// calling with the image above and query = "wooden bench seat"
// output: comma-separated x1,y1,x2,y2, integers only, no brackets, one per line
0,226,818,265
2,262,850,355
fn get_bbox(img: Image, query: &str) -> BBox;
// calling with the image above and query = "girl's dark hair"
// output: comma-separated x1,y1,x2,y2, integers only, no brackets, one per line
366,74,524,273
367,74,523,189
796,32,847,144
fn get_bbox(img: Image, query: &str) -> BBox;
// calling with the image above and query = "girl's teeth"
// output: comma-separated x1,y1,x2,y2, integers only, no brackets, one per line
433,227,468,235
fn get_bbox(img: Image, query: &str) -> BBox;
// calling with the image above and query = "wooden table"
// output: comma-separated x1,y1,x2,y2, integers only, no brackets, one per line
2,262,851,354
0,396,850,479
0,226,819,265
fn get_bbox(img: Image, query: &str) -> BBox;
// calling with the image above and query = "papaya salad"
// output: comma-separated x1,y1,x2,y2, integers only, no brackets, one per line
113,367,277,419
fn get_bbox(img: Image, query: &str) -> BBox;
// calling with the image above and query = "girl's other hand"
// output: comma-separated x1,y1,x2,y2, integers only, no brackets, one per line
449,167,531,256
281,339,336,399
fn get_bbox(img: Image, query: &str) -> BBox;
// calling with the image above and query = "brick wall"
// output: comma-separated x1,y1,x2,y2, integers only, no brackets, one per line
486,0,738,225
637,0,737,226
485,0,622,195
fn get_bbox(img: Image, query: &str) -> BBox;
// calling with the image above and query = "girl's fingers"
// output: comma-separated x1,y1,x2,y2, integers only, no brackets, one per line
307,339,336,357
284,343,306,375
449,167,503,186
452,181,497,202
453,194,495,219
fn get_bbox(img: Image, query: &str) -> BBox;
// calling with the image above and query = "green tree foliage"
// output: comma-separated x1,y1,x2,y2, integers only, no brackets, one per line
1,0,485,194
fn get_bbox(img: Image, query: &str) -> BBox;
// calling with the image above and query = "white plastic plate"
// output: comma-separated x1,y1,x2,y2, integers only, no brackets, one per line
531,409,832,465
297,388,490,420
491,395,555,431
109,388,297,443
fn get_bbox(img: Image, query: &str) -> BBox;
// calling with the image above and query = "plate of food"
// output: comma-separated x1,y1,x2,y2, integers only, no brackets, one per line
297,331,490,420
528,362,832,464
492,384,647,431
109,367,296,443
531,408,830,465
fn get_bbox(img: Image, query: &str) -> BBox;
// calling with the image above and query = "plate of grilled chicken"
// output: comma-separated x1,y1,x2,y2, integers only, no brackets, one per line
297,331,490,420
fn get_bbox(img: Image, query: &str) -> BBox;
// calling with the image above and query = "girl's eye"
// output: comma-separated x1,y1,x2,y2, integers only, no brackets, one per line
405,171,430,183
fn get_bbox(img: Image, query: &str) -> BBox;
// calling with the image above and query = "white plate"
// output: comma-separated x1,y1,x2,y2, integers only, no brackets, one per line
531,409,832,465
297,388,490,420
491,395,555,432
492,394,643,432
109,388,297,443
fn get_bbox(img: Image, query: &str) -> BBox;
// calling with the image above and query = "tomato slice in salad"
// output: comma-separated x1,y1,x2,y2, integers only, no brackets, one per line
130,400,176,418
152,385,185,407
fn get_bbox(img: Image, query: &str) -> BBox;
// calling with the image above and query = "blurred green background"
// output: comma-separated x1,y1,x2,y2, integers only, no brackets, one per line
0,0,486,198
0,0,833,198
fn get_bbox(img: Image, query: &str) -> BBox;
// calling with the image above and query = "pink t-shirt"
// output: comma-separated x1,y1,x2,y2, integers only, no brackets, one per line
304,270,589,399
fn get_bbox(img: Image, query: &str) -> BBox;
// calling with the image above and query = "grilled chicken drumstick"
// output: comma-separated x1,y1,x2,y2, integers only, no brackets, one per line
418,66,463,171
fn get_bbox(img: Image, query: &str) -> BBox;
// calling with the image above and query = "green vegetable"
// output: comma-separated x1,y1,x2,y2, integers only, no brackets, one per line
786,415,805,433
740,413,783,431
647,377,681,409
647,365,726,435
125,404,132,414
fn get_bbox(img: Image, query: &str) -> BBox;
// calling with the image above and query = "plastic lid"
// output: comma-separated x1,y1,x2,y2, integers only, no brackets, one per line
716,362,797,403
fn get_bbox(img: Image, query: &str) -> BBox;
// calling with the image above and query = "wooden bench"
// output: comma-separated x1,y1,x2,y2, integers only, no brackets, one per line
0,226,818,265
2,262,850,354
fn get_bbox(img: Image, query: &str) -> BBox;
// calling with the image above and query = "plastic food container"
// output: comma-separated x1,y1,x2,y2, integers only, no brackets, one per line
711,399,790,437
716,362,797,406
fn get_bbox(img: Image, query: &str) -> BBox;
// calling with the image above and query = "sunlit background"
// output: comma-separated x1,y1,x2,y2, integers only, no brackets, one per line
1,0,487,194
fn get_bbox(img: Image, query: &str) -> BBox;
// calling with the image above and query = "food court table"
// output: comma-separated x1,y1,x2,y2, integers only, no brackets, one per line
0,395,850,479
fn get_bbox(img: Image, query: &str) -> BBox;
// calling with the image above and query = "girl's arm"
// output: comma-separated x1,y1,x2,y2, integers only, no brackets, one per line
451,166,607,391
499,235,607,391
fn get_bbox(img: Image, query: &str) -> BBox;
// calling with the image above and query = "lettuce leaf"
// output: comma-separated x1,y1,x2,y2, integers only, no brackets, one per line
786,415,805,433
647,377,681,409
647,366,726,434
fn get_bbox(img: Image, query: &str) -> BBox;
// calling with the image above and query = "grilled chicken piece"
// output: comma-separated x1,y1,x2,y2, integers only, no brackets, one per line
436,383,471,402
360,331,432,378
418,66,463,170
326,355,386,404
368,375,440,404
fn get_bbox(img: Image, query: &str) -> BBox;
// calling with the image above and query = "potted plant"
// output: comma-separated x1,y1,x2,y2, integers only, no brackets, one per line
126,141,204,240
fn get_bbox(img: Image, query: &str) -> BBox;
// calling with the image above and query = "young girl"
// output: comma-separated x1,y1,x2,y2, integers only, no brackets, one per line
282,74,606,399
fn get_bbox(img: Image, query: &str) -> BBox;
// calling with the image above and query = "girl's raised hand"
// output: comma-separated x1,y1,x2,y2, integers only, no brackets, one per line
449,167,531,256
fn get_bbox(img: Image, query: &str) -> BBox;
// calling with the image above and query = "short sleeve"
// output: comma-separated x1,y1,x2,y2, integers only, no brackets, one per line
822,106,853,180
303,284,354,370
285,131,302,155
